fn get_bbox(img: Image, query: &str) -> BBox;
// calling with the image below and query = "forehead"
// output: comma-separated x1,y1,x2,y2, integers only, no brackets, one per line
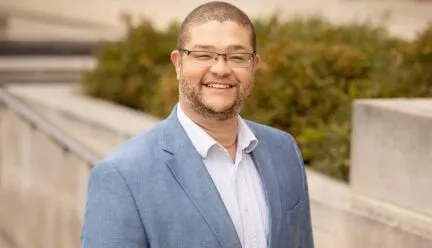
186,21,252,51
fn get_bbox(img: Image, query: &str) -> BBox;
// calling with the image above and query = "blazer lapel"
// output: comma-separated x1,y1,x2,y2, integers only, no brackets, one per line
251,139,283,248
162,107,242,248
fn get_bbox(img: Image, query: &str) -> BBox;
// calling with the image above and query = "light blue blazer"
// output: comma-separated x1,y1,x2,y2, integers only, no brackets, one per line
81,106,314,248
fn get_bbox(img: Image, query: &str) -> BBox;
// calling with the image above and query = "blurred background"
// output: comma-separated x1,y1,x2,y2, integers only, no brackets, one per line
0,0,432,247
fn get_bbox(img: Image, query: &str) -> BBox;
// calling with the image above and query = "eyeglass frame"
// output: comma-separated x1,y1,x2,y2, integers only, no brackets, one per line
178,48,257,68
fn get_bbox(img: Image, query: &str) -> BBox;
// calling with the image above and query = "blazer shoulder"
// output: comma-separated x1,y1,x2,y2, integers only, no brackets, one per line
245,119,297,144
245,119,304,164
245,120,308,191
93,119,169,173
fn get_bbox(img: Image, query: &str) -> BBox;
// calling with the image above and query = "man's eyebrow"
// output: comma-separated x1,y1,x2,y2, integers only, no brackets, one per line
191,44,216,50
190,44,252,52
226,45,250,52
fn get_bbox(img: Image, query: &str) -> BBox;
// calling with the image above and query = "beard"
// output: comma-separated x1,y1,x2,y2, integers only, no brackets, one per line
178,71,253,121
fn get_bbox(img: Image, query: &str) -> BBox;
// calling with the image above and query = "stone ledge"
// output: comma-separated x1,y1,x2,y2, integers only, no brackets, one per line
7,83,160,137
351,194,432,238
350,99,432,236
355,99,432,119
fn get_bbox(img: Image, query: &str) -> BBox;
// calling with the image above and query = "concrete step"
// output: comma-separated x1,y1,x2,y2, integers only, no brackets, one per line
0,70,83,84
0,56,94,84
0,40,100,56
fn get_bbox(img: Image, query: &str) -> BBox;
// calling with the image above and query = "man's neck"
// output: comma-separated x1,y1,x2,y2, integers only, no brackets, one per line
180,102,238,148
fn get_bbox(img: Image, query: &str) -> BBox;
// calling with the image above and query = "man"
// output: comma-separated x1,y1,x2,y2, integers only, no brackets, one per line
81,1,314,248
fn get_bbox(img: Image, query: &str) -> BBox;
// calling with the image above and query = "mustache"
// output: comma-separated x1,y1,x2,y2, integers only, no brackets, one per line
200,78,239,86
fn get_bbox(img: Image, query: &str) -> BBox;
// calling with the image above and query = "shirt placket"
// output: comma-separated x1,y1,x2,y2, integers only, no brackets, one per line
238,159,262,248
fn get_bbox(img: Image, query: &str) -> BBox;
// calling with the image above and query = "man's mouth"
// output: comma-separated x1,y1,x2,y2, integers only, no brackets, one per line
204,83,234,89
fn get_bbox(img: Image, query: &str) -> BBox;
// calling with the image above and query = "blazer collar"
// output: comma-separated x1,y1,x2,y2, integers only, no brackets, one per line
161,105,283,248
249,135,283,248
162,105,242,248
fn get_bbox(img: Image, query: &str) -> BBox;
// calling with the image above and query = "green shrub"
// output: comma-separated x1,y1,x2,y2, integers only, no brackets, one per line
82,14,432,181
402,25,432,96
82,15,179,112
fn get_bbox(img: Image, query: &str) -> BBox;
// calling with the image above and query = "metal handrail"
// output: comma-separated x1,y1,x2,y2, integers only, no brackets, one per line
0,88,100,168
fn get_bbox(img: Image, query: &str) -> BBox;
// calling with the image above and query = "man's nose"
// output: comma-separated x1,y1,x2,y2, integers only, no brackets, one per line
209,56,231,76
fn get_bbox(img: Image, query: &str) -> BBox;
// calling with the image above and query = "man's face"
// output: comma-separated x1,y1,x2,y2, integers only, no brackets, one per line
171,21,260,121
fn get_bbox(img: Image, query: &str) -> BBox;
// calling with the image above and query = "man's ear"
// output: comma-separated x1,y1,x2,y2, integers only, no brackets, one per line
171,50,181,79
252,54,260,72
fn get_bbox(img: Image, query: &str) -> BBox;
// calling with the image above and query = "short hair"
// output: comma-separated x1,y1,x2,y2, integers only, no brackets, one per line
177,1,256,51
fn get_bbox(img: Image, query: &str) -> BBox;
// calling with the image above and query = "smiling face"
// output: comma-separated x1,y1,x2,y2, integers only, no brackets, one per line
171,21,260,121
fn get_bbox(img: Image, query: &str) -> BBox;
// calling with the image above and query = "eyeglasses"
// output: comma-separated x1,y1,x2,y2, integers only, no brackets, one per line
179,48,256,68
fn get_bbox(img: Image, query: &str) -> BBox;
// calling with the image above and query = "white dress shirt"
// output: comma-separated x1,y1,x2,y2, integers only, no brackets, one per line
177,105,269,248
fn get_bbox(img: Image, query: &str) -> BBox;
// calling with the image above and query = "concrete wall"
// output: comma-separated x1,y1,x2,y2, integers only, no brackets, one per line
0,95,91,248
2,83,431,247
350,100,432,240
4,84,160,157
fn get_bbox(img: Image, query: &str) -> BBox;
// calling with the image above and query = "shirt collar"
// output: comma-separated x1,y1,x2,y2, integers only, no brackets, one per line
177,104,217,158
177,104,259,158
238,117,258,153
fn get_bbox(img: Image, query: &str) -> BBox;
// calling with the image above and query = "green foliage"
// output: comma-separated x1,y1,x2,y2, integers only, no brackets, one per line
82,14,432,181
82,15,179,114
402,25,432,96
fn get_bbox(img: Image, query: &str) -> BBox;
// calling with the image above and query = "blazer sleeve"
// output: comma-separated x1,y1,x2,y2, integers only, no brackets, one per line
290,135,315,248
81,162,148,248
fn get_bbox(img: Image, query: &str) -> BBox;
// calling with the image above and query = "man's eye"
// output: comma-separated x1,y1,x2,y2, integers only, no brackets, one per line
193,53,213,60
228,55,247,62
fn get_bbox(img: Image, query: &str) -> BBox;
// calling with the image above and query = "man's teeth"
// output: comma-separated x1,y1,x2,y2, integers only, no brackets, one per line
206,83,231,89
